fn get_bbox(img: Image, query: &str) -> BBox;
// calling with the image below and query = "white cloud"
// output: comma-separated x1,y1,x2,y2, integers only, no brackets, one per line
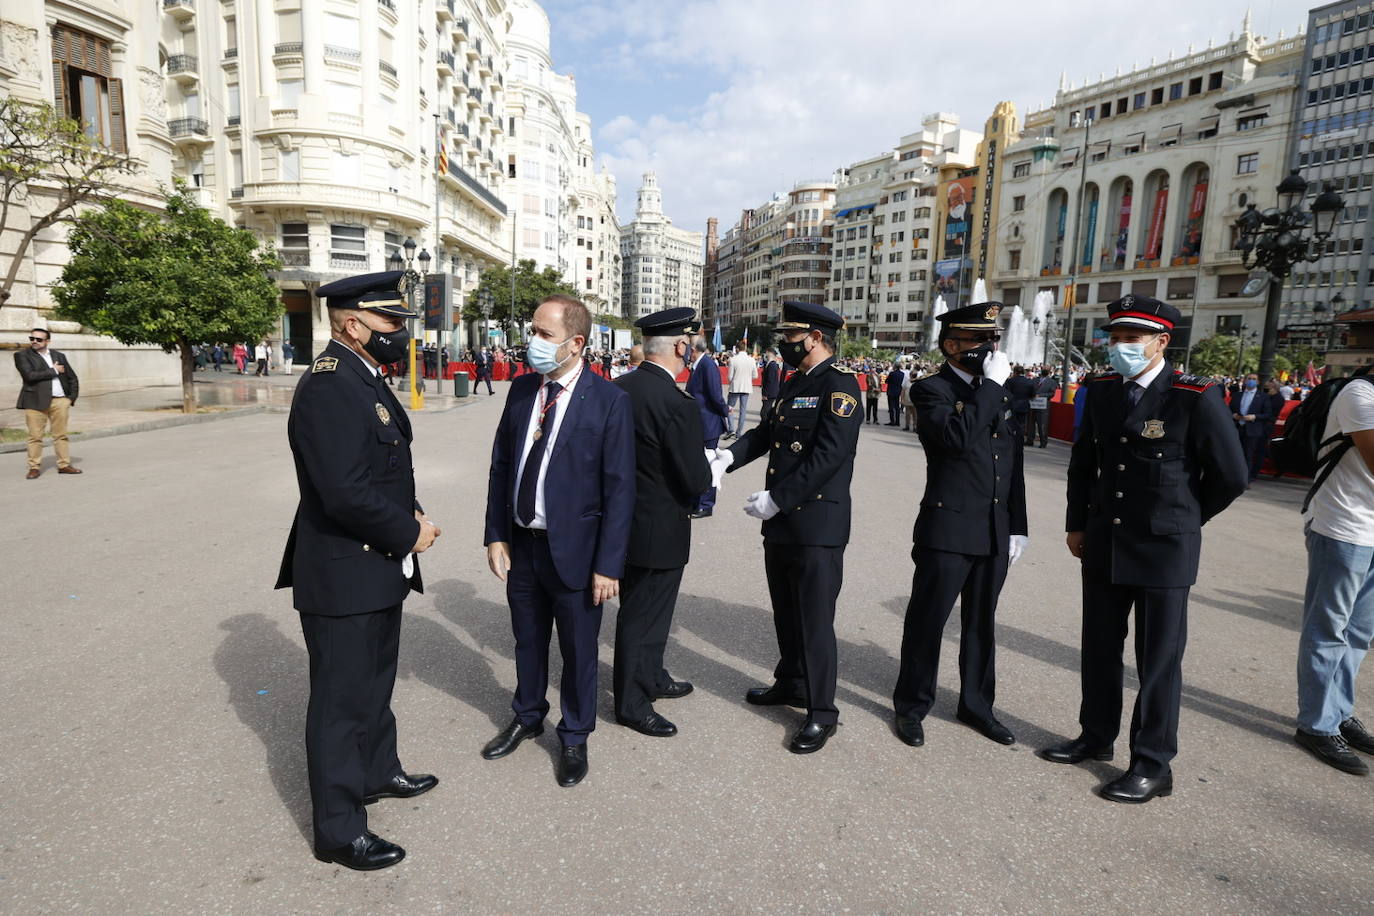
571,0,1312,233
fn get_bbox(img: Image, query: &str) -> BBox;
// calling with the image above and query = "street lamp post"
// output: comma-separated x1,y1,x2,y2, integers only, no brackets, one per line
1231,323,1250,381
387,237,430,410
1313,292,1345,353
1234,169,1343,382
479,285,493,350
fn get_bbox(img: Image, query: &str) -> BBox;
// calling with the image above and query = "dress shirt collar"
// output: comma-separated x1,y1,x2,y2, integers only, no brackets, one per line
1129,358,1167,392
946,361,976,387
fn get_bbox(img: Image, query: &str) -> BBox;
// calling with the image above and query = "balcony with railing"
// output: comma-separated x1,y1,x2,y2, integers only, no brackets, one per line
273,42,303,63
479,102,492,123
466,37,482,62
163,0,195,23
436,0,455,21
377,0,397,17
324,44,361,63
480,55,493,78
452,17,469,40
466,87,481,109
167,54,198,84
330,252,368,270
167,117,208,139
223,46,238,61
278,248,311,267
379,60,397,79
438,50,455,75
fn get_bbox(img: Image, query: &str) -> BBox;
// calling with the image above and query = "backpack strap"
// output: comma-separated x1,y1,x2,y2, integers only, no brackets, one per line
1302,430,1357,513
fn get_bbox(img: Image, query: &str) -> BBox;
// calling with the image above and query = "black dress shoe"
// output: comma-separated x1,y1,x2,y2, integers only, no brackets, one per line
745,684,807,707
1340,716,1374,755
894,714,925,747
1295,729,1370,775
1099,771,1173,804
557,744,589,787
1039,736,1113,764
617,711,677,737
955,709,1015,745
655,679,694,700
481,718,544,760
364,771,438,804
689,509,713,519
789,721,836,754
315,832,406,871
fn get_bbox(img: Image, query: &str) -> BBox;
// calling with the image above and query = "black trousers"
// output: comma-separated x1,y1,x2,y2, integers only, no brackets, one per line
478,372,494,394
1239,432,1266,479
506,528,603,745
760,397,774,422
764,542,844,725
299,605,403,849
1078,578,1189,777
865,397,879,422
887,395,902,425
613,564,685,721
1025,409,1049,446
893,547,1008,722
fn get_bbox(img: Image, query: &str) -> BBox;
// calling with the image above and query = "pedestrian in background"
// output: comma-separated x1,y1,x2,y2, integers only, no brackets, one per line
864,365,881,423
759,348,782,420
727,341,755,438
281,340,295,376
254,339,270,376
686,337,730,515
1028,371,1060,448
885,362,905,426
14,328,82,479
1231,372,1274,484
233,342,248,374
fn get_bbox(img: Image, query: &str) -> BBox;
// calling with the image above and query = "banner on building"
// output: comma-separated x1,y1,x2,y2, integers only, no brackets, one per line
423,274,451,331
941,176,976,261
1176,180,1208,258
1143,188,1169,260
1113,192,1132,269
934,257,963,298
1081,195,1099,268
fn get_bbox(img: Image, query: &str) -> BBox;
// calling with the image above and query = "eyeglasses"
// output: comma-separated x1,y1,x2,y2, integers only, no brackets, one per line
28,336,48,342
953,333,1001,344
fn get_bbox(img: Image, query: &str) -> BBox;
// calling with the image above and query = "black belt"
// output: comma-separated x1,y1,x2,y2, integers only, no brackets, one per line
514,526,548,540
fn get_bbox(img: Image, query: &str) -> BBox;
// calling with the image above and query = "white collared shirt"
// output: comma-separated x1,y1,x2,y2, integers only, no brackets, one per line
514,361,585,530
38,350,64,397
641,360,679,384
343,345,381,377
947,361,975,387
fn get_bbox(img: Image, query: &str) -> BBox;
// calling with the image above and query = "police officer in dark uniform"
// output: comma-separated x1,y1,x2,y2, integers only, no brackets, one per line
612,308,714,737
275,271,441,869
711,301,863,754
892,302,1028,749
1042,295,1247,803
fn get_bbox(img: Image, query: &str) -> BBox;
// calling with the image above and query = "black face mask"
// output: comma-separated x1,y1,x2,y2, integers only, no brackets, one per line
953,341,995,375
779,339,809,368
359,320,410,365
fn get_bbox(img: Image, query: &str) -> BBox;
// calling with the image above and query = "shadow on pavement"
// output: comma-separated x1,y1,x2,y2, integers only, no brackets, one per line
214,612,311,845
1189,586,1305,632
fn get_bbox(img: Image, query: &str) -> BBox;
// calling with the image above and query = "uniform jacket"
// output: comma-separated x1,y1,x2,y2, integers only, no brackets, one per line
484,367,636,590
686,352,730,439
1067,363,1248,588
727,356,863,547
276,340,423,615
615,362,712,569
1004,374,1036,414
475,350,493,379
761,360,783,399
912,363,1028,556
14,347,79,410
885,368,905,401
1230,387,1275,439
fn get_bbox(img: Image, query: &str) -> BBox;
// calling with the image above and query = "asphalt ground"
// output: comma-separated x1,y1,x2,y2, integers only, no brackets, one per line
1,384,1371,914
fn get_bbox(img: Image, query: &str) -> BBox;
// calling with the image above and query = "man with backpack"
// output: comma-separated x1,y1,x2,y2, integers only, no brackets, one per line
1292,366,1374,775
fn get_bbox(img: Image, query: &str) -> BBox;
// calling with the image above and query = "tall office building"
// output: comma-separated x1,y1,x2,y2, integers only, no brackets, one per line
619,172,703,318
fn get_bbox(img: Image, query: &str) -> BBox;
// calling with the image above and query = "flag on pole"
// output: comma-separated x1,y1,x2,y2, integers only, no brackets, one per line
1304,361,1319,387
437,141,449,176
742,325,748,349
712,317,722,352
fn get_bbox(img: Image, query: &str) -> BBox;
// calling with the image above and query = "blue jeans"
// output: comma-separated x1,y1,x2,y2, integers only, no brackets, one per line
727,393,749,437
1297,528,1374,735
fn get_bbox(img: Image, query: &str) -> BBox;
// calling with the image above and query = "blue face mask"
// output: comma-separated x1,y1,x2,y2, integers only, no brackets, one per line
1244,379,1258,389
1107,341,1153,378
526,335,574,375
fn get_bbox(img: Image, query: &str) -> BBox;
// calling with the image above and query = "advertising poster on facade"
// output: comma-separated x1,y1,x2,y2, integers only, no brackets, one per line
1113,191,1132,270
1143,188,1169,260
1177,180,1208,258
934,257,963,297
1081,195,1099,269
941,177,975,261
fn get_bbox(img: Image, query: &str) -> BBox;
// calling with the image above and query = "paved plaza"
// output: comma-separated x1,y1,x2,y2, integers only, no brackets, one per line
1,384,1371,914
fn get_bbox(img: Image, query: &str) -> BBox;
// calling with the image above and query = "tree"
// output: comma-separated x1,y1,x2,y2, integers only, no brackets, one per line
461,259,579,335
722,320,773,352
1188,334,1260,378
0,98,138,308
52,182,282,413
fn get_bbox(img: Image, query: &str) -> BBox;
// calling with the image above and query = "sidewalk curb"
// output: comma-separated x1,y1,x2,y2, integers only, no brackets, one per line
0,405,278,453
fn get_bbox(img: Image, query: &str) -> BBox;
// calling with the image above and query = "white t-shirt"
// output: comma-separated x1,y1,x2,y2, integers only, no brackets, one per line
1306,378,1374,547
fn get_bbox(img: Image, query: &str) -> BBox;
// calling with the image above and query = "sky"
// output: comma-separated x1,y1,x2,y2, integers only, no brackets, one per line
537,0,1316,234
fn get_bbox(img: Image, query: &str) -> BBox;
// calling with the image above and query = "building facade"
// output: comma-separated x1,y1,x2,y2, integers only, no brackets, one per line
619,172,703,319
992,19,1305,357
1284,1,1374,349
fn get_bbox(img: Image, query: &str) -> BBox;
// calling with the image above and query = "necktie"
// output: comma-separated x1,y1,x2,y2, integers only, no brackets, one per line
517,381,563,526
1127,384,1143,407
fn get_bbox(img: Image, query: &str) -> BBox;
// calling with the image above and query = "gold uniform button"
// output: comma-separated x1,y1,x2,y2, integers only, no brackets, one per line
993,433,999,439
1119,436,1128,444
937,501,943,507
774,442,780,448
1112,518,1122,525
1116,464,1126,471
768,468,775,475
995,475,1000,481
1115,491,1123,498
993,498,999,504
363,544,371,551
1155,452,1163,458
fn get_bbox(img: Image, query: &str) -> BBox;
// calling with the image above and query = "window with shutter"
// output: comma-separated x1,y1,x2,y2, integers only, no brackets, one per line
49,24,125,152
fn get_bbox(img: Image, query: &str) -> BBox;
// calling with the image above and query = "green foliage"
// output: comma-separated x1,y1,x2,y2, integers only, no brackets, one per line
52,181,281,410
839,338,870,360
462,260,579,331
1188,334,1260,378
722,320,773,351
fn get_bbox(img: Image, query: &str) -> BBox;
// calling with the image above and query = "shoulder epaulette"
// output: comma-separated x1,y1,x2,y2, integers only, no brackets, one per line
311,356,339,373
1171,371,1216,393
831,364,855,374
1091,372,1121,383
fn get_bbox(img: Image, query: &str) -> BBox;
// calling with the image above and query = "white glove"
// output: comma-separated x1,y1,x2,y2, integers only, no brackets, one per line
708,447,734,490
744,490,780,520
1008,534,1029,565
983,351,1012,387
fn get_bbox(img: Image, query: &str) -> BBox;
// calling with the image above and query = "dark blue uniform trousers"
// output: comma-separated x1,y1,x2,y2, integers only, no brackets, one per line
507,527,603,745
299,605,402,849
765,542,843,726
1079,578,1189,778
893,547,1008,723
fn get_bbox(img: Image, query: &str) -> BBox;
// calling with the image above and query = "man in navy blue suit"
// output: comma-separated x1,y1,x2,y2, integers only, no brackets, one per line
686,338,729,516
481,294,636,787
1230,372,1274,482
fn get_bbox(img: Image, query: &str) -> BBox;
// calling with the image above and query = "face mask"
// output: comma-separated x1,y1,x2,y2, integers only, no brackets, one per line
955,341,995,375
779,339,809,368
526,335,574,375
1244,379,1258,390
1107,341,1152,378
357,319,410,365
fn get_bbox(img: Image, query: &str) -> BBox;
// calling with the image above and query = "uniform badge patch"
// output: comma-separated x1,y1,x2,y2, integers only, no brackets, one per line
955,401,965,414
376,403,392,425
312,356,339,373
984,305,1000,321
1142,419,1165,439
830,392,858,417
791,441,803,453
791,396,819,409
